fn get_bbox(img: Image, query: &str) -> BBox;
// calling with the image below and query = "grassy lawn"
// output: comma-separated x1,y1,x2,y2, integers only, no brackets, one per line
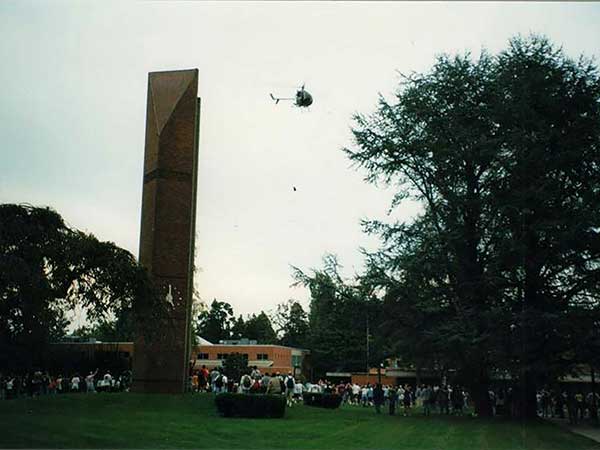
0,393,598,450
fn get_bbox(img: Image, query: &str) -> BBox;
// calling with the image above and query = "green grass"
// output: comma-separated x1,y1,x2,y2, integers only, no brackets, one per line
0,393,598,449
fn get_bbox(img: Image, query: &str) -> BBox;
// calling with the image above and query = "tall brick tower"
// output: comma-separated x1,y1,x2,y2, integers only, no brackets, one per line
133,69,200,393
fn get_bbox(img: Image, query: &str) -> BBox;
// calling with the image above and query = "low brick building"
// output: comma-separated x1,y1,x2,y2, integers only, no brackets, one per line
192,339,310,379
49,338,310,380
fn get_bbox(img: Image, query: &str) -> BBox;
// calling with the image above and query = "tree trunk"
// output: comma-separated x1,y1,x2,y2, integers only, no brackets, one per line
518,370,539,419
472,369,493,417
509,374,537,419
591,365,598,423
473,384,493,417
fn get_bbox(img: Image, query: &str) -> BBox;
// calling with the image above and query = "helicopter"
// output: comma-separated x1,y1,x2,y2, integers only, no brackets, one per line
270,84,313,107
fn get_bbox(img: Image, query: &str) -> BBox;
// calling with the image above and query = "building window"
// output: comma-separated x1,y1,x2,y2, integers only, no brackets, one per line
197,353,209,360
217,353,229,360
292,355,302,367
256,353,269,360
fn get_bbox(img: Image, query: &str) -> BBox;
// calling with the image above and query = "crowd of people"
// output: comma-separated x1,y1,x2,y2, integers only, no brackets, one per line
189,365,469,415
3,366,599,424
327,382,469,416
190,365,300,406
533,388,600,425
188,367,600,422
0,369,132,399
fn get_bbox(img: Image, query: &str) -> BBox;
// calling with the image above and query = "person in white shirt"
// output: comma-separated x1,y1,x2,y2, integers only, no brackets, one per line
71,374,81,392
250,366,261,380
361,386,369,406
284,373,295,407
86,369,98,393
6,378,14,399
210,369,220,392
101,371,113,392
221,374,228,393
293,379,304,402
352,383,361,405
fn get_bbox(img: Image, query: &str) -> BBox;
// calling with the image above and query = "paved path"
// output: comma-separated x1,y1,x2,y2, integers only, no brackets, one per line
548,417,600,444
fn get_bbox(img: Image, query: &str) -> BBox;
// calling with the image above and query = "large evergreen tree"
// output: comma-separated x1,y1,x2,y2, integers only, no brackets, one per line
195,299,234,343
272,300,310,348
243,311,277,344
345,35,600,417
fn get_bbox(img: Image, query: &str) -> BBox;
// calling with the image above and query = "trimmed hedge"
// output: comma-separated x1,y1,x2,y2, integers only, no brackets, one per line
215,393,286,418
303,392,343,409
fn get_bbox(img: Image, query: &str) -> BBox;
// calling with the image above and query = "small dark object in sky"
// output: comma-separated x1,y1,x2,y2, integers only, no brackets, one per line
270,84,313,108
293,186,297,192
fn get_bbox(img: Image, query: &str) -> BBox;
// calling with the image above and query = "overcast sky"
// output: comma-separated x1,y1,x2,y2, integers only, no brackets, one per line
2,1,600,323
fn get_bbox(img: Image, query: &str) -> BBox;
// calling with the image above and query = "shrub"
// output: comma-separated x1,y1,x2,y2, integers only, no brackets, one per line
215,393,286,418
303,392,342,409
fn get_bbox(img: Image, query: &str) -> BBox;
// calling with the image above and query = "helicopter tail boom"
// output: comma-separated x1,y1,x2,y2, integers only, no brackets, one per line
270,93,295,105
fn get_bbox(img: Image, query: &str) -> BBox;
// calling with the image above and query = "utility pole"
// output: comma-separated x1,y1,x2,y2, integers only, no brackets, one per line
366,315,370,378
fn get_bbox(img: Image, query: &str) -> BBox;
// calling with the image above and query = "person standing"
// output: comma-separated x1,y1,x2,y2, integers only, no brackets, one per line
191,372,199,393
85,369,98,393
451,385,464,415
373,383,384,414
48,376,57,395
220,373,228,393
261,372,271,394
403,385,413,416
276,373,286,395
251,366,261,380
422,385,433,416
199,365,209,392
6,376,14,400
293,379,304,402
210,368,220,392
213,371,224,393
351,383,360,405
575,391,585,421
31,371,41,397
285,373,295,407
361,385,368,407
285,372,296,408
251,377,261,393
240,372,253,394
367,384,374,406
567,391,578,425
439,385,450,415
415,385,423,408
557,391,567,419
266,373,282,395
541,389,551,418
388,386,398,416
71,373,81,393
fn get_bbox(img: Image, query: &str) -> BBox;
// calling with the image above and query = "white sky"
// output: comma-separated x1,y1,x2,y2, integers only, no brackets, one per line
2,1,600,320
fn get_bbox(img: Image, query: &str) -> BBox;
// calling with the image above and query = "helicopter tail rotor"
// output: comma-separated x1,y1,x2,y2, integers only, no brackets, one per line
269,93,280,105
